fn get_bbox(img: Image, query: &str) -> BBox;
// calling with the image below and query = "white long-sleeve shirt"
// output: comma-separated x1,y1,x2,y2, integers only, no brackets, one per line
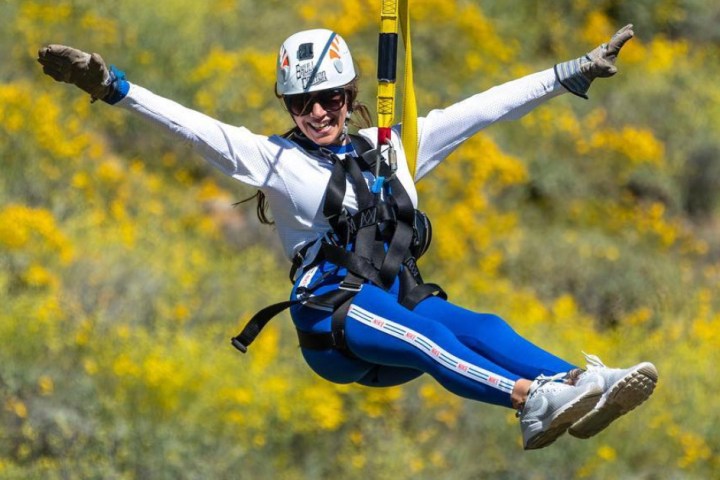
117,68,566,264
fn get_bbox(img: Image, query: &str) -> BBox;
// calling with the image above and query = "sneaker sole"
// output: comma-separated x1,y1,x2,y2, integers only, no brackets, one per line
524,387,603,450
568,363,658,439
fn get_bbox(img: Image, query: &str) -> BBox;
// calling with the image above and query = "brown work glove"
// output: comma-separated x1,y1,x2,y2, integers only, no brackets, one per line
555,24,635,99
38,44,112,101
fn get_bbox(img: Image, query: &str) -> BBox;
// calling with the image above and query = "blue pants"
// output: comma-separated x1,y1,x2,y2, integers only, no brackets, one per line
290,261,576,408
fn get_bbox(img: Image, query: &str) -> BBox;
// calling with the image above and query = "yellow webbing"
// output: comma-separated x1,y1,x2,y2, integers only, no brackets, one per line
399,0,417,178
377,0,399,131
377,0,418,178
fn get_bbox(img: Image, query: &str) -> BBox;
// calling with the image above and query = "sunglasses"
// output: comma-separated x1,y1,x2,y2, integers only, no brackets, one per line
283,87,348,116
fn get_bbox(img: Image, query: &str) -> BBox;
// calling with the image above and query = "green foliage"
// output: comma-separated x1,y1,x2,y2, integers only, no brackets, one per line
1,1,719,479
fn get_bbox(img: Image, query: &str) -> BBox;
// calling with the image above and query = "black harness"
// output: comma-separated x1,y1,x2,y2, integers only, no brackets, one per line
231,133,446,356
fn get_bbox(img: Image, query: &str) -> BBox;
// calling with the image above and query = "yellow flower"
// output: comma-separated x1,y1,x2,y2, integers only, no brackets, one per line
143,355,175,387
677,430,712,468
83,359,99,375
97,159,125,186
647,36,689,74
311,388,345,430
410,457,425,474
190,47,240,83
6,397,28,418
23,264,58,289
38,376,54,396
581,11,614,47
72,171,90,190
597,444,617,461
430,451,447,468
174,304,191,322
351,454,366,469
299,0,375,36
113,354,140,377
252,433,266,447
587,126,665,167
79,12,119,47
196,179,229,202
552,295,578,320
0,204,74,262
349,430,363,446
625,307,653,328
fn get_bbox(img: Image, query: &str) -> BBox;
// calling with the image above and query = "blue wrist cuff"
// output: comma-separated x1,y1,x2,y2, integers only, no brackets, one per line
102,65,130,105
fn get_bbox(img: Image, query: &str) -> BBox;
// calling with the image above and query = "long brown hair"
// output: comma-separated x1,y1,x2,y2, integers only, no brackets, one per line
241,78,373,225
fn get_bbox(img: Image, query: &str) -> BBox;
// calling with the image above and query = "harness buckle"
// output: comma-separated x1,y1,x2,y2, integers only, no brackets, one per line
291,250,305,269
338,280,363,292
289,243,311,283
295,286,309,299
231,337,248,354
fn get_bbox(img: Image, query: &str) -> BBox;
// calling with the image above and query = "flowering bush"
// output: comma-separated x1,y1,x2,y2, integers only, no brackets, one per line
1,1,718,478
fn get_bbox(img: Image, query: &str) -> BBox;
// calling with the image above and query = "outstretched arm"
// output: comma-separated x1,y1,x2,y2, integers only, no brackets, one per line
413,68,563,181
37,45,274,188
414,25,635,181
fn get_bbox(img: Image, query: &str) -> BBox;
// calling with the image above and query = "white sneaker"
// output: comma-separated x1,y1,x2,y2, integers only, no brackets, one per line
519,373,603,450
568,353,658,439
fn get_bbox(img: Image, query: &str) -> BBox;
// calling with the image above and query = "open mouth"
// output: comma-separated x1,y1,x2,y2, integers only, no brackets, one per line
309,121,333,134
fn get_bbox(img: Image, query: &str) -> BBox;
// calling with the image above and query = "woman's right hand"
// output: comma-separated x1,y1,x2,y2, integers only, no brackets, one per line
37,45,112,101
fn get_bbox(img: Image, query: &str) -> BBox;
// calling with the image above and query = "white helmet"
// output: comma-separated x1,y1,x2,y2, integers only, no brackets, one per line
276,29,356,95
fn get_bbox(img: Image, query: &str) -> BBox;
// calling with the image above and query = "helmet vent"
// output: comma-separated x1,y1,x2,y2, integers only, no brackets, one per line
297,43,314,61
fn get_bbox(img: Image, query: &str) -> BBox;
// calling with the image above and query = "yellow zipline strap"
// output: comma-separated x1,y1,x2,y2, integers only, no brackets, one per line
376,0,418,178
399,0,418,179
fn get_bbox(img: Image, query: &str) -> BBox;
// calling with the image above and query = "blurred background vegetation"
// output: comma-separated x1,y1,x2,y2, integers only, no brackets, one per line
1,0,719,478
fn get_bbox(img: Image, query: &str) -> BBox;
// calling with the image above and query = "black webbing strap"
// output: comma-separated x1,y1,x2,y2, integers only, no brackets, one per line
289,241,314,283
344,150,375,209
342,151,382,290
324,158,350,241
396,255,447,310
320,243,385,286
231,288,357,353
349,134,374,158
319,134,375,243
374,162,416,287
231,300,299,353
400,280,446,310
295,330,335,350
330,295,355,356
346,203,394,236
294,295,356,357
379,221,413,286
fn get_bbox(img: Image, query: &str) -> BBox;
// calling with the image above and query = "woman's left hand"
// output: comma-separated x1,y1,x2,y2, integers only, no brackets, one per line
580,24,634,80
554,23,635,99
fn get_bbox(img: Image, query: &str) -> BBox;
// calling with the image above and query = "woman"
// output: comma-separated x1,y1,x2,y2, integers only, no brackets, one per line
38,24,657,450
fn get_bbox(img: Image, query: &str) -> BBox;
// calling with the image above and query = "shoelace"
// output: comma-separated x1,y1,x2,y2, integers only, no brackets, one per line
564,352,605,385
582,351,607,369
516,372,568,417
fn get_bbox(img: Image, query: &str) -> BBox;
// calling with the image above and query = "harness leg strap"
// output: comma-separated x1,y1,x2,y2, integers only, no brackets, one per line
295,292,357,358
331,296,355,357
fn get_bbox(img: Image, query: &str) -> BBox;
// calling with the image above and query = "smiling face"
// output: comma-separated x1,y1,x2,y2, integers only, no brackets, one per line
284,87,350,146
